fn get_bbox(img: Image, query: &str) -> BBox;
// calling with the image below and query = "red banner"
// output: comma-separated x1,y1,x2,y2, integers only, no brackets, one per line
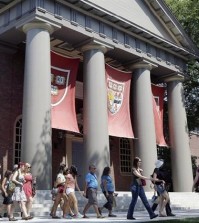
106,64,134,138
51,51,80,133
152,85,167,146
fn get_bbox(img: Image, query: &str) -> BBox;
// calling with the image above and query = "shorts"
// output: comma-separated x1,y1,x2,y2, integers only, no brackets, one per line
87,187,98,205
66,188,74,195
155,184,165,195
2,193,13,205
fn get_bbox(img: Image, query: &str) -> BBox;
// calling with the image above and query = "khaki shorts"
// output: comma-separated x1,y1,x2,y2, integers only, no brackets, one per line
87,187,98,205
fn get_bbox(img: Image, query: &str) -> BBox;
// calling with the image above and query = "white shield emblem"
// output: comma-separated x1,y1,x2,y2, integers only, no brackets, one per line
107,78,124,114
51,66,70,107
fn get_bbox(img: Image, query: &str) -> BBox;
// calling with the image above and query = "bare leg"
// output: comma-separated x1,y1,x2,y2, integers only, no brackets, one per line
51,193,61,217
20,201,28,218
93,204,101,217
82,203,91,217
26,196,33,216
68,193,79,215
9,204,15,219
62,194,72,217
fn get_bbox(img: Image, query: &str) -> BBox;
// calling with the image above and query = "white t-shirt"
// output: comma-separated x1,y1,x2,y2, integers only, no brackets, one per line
57,173,66,184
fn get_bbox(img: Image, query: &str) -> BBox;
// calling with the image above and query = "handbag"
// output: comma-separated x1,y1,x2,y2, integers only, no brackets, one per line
7,181,16,194
140,179,146,186
32,186,36,197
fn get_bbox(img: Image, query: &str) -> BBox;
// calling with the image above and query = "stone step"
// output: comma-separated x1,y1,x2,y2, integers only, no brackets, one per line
1,191,199,217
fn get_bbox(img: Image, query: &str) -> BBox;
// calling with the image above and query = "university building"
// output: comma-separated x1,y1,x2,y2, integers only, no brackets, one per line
0,0,198,192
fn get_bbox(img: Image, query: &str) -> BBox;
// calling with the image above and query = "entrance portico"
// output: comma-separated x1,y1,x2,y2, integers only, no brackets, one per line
0,0,197,192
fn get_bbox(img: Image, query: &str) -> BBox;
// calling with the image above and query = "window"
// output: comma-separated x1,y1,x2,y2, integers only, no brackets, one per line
14,118,22,165
120,138,132,174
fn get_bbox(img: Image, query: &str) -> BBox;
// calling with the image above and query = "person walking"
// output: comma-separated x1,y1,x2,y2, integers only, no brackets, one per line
152,160,170,217
151,160,175,216
82,164,104,219
12,162,31,220
127,157,159,220
63,165,82,218
23,163,35,218
1,170,17,221
50,164,70,219
99,166,117,217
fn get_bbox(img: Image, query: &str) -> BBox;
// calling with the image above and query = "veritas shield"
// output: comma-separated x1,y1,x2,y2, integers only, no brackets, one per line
107,78,124,115
51,66,70,107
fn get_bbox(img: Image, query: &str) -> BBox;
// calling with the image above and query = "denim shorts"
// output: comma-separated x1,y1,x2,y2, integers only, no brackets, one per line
155,184,165,194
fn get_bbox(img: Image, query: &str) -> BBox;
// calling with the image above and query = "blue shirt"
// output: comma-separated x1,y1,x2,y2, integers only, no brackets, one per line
85,172,98,189
101,175,114,192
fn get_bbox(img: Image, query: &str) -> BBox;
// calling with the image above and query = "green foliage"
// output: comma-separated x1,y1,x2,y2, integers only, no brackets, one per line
184,61,199,129
165,0,199,48
165,0,199,131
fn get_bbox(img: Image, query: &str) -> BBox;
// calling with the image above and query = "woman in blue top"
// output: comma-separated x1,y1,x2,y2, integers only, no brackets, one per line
99,166,117,217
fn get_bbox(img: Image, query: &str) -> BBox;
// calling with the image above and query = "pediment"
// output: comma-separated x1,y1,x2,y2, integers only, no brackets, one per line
83,0,197,53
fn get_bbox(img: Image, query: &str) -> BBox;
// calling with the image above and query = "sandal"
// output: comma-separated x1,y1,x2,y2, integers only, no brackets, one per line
22,216,30,220
9,218,18,221
97,215,105,218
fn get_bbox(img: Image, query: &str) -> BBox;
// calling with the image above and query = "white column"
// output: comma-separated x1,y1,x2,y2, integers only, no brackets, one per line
131,62,157,191
82,44,110,180
22,23,53,189
167,76,193,191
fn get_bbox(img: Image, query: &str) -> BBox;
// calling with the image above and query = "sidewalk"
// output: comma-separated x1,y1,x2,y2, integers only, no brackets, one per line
0,210,199,223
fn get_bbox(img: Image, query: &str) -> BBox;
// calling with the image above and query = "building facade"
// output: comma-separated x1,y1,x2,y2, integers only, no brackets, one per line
0,0,198,191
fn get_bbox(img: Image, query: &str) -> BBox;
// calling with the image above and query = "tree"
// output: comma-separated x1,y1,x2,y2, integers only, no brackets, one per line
165,0,199,131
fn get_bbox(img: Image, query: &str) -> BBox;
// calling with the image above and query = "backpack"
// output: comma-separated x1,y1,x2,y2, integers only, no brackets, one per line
7,181,16,194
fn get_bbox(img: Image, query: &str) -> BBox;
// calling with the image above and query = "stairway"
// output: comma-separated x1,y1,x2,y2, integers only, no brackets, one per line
1,191,199,217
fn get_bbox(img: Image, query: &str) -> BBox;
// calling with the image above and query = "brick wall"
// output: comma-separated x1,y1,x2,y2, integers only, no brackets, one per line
0,50,24,176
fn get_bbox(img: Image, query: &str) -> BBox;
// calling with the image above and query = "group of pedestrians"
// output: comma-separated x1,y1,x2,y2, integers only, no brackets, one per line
0,162,36,221
1,159,198,221
50,163,117,219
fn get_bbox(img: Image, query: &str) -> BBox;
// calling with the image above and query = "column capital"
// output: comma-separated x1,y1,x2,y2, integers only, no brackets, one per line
164,73,185,83
79,38,114,54
23,22,54,34
127,58,158,71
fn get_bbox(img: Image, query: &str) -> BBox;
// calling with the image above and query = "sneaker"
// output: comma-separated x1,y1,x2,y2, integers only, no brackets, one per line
108,214,117,217
83,215,89,218
63,214,73,219
150,214,158,219
167,213,175,216
52,215,61,219
127,217,136,220
73,213,83,218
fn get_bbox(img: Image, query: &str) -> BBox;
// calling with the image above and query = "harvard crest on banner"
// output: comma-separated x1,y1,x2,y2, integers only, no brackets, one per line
51,51,80,133
107,78,124,114
106,64,134,138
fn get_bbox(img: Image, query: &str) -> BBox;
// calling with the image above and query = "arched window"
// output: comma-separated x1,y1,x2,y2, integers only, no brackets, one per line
120,138,132,175
14,117,22,165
